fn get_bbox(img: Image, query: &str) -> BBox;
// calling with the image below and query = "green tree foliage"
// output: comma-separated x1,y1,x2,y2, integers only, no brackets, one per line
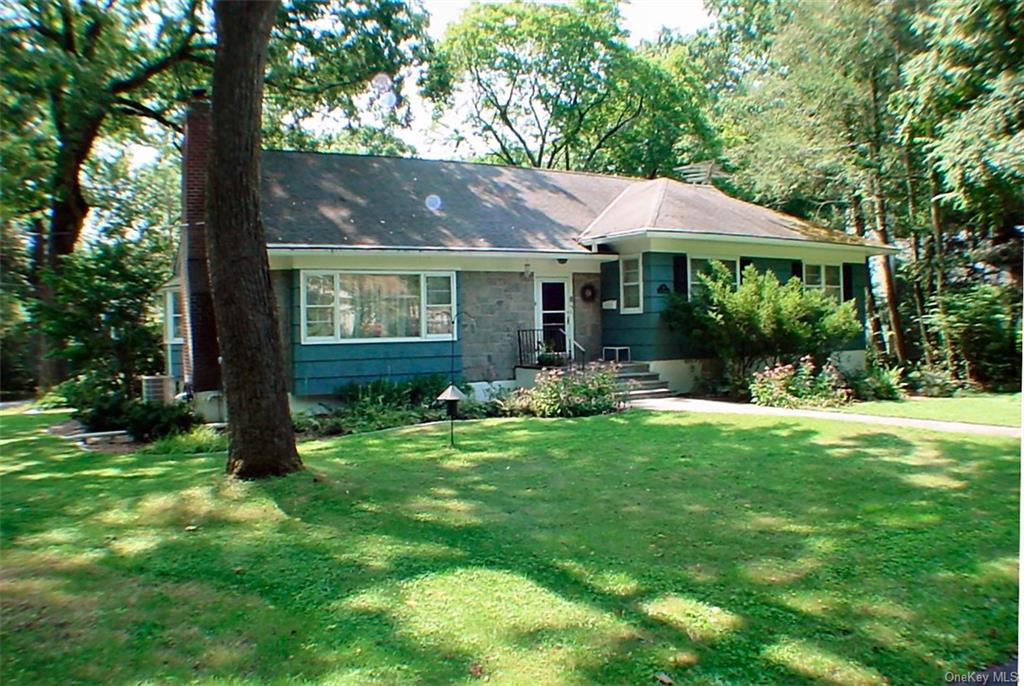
263,121,417,156
0,220,35,397
688,0,1021,383
897,0,1023,235
924,284,1022,389
1,0,428,387
664,262,861,395
38,240,169,400
426,0,710,175
0,0,428,251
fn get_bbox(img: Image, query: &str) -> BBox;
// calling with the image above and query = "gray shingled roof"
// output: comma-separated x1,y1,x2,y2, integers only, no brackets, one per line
579,178,878,246
260,151,884,251
261,151,629,252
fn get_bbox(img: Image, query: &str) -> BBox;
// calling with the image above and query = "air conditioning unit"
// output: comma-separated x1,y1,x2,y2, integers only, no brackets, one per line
140,375,174,404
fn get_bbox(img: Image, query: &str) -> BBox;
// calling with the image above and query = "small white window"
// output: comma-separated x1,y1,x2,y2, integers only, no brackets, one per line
164,290,184,343
804,264,842,300
425,274,455,336
304,273,338,339
620,256,642,314
689,257,739,300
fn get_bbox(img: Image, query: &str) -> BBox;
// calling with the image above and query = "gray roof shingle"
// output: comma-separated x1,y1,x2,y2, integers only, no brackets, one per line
261,151,629,252
260,151,885,251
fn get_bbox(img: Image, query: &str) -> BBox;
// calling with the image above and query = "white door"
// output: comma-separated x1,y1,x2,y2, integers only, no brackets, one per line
535,278,572,355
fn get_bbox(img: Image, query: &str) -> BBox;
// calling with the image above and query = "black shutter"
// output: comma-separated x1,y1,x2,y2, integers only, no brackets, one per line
842,263,854,301
673,255,688,296
791,261,803,279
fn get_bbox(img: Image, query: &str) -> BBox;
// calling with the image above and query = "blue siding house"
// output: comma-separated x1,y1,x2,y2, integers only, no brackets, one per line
168,95,893,413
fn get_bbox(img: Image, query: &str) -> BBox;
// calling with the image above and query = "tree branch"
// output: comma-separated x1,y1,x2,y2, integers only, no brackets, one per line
111,97,183,133
107,0,209,94
582,94,645,169
58,0,76,53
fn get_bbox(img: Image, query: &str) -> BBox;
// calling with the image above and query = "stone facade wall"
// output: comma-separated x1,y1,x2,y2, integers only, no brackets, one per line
459,271,535,381
460,270,605,380
571,273,602,364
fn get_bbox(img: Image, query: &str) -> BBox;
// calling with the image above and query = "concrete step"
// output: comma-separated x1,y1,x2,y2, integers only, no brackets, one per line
615,371,660,381
615,362,650,374
617,379,670,391
625,388,676,400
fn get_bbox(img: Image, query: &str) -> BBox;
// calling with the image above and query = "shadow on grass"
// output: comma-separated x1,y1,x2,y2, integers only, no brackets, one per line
0,409,1018,685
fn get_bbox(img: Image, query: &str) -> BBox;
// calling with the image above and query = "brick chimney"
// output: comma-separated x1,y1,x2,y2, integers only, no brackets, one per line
181,88,221,392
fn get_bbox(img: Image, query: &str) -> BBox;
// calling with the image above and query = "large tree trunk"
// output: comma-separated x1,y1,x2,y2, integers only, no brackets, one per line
902,144,934,365
207,0,301,479
37,130,103,388
927,167,958,373
865,71,908,363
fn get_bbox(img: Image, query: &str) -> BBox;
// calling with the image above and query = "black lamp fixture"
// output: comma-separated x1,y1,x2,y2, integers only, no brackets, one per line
436,310,475,448
437,384,467,448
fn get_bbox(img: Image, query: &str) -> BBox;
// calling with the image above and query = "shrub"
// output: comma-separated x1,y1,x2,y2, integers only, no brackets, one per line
845,365,907,401
906,365,963,397
125,401,199,442
457,399,503,419
36,241,168,401
72,391,133,432
524,363,626,418
298,376,494,438
750,357,851,408
335,374,453,408
144,425,227,454
924,284,1022,389
664,263,861,397
44,374,119,411
493,387,534,416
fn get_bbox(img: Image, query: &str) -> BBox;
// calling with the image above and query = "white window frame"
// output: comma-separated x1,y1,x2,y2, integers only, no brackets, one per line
687,256,740,301
619,255,643,314
802,263,843,300
164,290,184,344
300,269,457,345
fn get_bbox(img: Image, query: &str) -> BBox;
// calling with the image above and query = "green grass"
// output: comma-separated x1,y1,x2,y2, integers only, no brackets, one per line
843,392,1021,427
1,408,1018,685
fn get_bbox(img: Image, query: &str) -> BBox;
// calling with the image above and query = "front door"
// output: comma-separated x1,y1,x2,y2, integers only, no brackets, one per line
535,279,571,355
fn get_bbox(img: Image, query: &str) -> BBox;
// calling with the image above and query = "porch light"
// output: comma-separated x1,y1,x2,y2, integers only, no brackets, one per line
437,384,467,448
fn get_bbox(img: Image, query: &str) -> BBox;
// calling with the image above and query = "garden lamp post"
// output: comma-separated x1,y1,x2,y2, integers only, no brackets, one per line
437,384,467,448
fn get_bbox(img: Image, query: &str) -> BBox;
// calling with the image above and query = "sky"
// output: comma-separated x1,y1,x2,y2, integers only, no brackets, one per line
400,0,713,157
421,0,712,44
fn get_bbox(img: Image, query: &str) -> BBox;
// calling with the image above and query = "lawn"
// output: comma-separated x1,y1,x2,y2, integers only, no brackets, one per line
1,409,1018,685
843,392,1021,427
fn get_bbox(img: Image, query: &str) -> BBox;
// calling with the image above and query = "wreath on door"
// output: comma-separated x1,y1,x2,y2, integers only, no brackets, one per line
580,283,598,302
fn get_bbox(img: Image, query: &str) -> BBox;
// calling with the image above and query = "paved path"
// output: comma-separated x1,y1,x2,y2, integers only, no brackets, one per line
631,397,1021,438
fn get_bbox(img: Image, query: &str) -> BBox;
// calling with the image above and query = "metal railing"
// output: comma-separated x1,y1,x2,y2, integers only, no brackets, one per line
517,328,585,368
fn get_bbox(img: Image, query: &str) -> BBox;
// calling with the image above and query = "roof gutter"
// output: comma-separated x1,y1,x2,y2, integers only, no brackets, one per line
266,243,614,260
578,228,899,255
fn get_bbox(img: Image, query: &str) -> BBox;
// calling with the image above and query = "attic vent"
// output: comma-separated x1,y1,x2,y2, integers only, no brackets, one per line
674,160,729,185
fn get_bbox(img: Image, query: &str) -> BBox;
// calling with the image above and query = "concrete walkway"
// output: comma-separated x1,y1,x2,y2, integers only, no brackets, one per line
631,396,1021,438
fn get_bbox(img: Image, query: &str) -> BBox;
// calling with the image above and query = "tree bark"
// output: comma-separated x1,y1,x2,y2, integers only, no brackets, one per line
850,195,887,357
868,185,908,363
864,70,907,363
927,167,958,373
207,0,301,479
902,144,934,365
